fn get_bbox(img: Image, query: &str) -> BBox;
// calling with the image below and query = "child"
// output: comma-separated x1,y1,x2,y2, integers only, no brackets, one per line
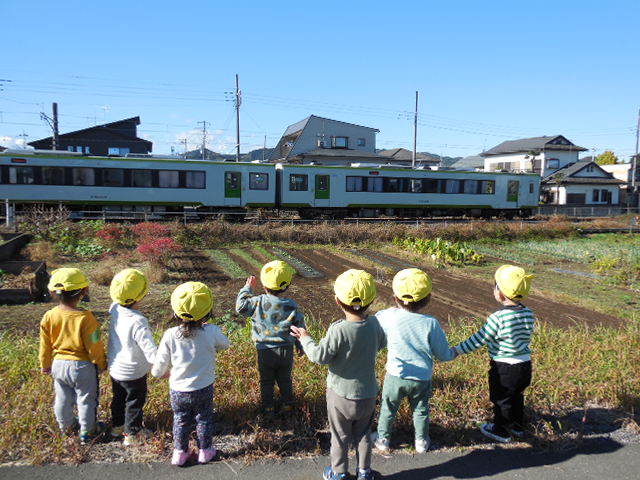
107,268,157,445
152,282,229,466
372,268,457,454
454,264,535,443
39,267,107,444
235,260,305,414
291,269,386,480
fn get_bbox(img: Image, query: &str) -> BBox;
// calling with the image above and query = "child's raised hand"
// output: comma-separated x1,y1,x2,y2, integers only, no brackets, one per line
246,275,257,290
290,325,309,340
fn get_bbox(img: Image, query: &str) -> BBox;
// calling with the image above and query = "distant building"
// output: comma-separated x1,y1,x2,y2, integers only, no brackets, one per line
183,148,228,161
29,117,152,156
377,148,439,167
269,115,387,165
448,155,485,170
0,145,6,152
541,161,623,205
482,135,587,177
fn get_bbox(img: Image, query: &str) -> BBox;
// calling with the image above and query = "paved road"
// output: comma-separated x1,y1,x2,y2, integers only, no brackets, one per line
2,438,637,480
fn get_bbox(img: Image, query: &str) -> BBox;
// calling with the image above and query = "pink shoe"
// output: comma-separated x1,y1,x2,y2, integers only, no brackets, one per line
198,447,217,464
171,449,193,466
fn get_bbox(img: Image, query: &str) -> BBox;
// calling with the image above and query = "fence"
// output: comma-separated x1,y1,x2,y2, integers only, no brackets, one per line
536,205,640,217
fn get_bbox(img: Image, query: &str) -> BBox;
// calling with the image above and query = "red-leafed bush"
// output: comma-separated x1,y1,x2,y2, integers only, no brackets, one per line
131,222,170,241
136,237,181,264
96,225,125,248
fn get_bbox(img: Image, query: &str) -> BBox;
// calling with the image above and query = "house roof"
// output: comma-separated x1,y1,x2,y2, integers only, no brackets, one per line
449,155,485,169
377,148,438,163
283,115,379,137
542,161,624,185
482,135,587,156
299,149,387,159
28,116,152,150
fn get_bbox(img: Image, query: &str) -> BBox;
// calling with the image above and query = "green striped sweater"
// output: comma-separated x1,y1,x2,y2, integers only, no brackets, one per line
457,304,535,360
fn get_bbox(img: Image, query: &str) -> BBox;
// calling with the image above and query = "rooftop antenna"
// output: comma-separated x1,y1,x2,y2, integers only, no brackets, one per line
17,131,29,149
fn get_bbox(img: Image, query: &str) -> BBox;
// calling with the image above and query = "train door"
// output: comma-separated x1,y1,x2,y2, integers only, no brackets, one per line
507,180,519,205
225,171,241,205
314,174,330,207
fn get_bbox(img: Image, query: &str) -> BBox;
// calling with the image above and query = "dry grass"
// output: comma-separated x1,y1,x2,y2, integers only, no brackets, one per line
22,241,58,265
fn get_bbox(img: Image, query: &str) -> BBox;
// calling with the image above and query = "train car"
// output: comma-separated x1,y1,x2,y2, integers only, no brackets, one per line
0,150,277,217
277,163,540,218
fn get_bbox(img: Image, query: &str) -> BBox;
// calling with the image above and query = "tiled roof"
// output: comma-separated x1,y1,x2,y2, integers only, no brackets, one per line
483,135,586,156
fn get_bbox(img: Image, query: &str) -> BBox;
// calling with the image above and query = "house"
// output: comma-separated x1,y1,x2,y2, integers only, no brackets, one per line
29,117,152,156
541,161,624,205
482,135,587,176
269,115,387,165
0,145,6,152
448,155,485,171
377,148,439,167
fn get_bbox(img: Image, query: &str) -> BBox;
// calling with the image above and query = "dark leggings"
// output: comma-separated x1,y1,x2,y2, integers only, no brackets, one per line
170,384,214,451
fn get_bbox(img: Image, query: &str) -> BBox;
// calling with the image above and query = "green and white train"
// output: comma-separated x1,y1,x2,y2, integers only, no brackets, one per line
0,150,540,218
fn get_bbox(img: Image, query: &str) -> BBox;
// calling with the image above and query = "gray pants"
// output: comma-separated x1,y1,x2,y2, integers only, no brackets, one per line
326,388,376,474
51,359,99,434
257,345,294,409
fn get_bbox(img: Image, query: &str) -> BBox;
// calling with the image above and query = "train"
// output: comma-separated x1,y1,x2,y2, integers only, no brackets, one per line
0,149,540,219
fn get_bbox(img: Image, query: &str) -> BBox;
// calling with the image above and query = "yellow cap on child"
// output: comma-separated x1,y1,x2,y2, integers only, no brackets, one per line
392,268,432,304
171,281,214,322
110,268,149,306
334,269,376,310
48,268,88,292
495,265,534,300
260,260,294,291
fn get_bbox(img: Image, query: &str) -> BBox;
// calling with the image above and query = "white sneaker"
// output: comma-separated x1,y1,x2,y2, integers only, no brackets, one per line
371,432,390,452
415,437,430,453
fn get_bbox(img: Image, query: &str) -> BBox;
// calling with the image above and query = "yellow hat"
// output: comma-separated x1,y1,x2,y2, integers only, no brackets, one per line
260,260,294,291
392,268,432,303
48,268,88,292
495,265,534,300
171,281,214,322
110,268,149,306
334,269,376,310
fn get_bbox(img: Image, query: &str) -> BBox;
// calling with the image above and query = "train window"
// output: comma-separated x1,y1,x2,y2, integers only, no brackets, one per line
346,176,364,192
463,180,478,194
529,183,534,194
103,169,125,187
366,177,383,192
132,170,153,187
289,174,308,191
72,168,96,186
249,172,269,190
384,178,399,192
410,179,422,193
445,179,461,194
8,166,35,184
159,170,180,188
42,167,65,185
185,171,205,189
507,181,519,202
480,180,495,194
423,179,439,193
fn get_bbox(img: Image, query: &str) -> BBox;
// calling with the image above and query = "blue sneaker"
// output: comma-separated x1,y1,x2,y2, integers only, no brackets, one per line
323,466,347,480
80,421,106,445
357,467,375,480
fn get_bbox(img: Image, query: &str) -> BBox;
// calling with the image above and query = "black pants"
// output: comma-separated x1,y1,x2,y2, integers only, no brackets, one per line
257,345,294,409
488,360,532,436
111,374,148,434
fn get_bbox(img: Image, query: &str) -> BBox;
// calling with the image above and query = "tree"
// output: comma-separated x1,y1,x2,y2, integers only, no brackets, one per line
595,150,618,165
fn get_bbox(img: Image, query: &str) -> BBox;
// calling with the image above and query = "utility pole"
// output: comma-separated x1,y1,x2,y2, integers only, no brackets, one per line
412,91,418,169
17,131,29,148
197,121,209,161
179,138,188,158
633,108,639,192
235,74,241,162
40,102,59,150
263,135,266,162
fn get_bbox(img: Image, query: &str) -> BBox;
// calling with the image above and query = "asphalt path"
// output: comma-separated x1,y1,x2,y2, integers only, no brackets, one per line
2,438,637,480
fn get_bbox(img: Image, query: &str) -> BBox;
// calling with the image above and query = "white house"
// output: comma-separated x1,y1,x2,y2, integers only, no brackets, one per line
541,161,623,205
269,115,387,165
482,135,587,177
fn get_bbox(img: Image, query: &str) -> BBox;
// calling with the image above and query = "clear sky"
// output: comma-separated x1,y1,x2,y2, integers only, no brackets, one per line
1,0,638,160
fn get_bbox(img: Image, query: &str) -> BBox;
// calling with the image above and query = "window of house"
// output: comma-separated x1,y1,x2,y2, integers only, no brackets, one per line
185,171,205,189
445,179,461,194
346,176,364,192
357,138,366,147
592,189,600,202
546,158,560,169
159,170,180,188
103,168,125,186
72,168,95,186
249,172,269,190
601,189,608,202
108,147,130,156
289,174,308,191
8,166,35,184
585,164,595,173
42,167,65,185
332,136,348,149
132,169,153,187
67,146,75,152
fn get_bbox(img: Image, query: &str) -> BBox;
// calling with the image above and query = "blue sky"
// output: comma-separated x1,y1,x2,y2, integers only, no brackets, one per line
1,0,638,160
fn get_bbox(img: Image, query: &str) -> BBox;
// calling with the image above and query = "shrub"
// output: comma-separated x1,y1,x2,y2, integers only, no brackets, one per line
22,241,57,264
91,264,115,286
136,237,181,264
95,225,125,249
132,222,170,241
146,262,168,284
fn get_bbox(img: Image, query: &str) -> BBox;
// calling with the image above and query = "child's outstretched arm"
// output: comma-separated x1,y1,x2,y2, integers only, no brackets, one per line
455,314,500,355
235,276,259,316
291,325,338,365
429,323,457,362
151,331,172,378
